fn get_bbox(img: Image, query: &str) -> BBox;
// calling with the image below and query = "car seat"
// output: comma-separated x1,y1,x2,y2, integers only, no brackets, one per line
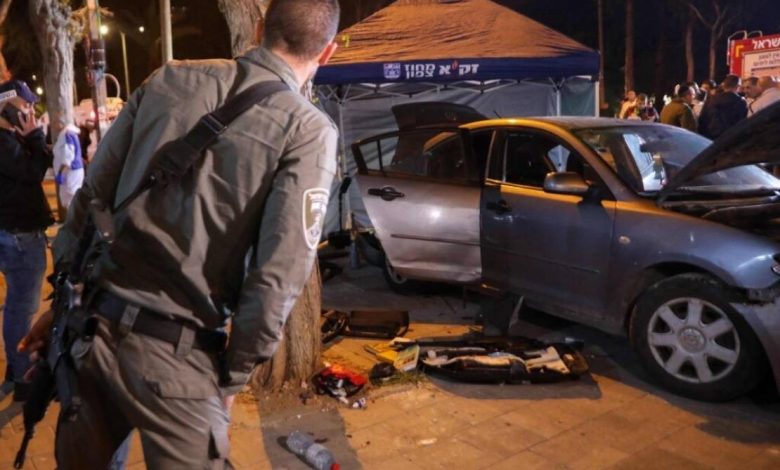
506,145,555,186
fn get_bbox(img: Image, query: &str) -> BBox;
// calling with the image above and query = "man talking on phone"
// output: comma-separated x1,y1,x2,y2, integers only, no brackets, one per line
0,79,51,402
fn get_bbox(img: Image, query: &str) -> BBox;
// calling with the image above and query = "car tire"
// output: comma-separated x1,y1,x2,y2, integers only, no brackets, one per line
630,273,764,402
382,256,424,294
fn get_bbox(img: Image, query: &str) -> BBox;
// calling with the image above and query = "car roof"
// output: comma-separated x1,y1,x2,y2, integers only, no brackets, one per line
461,117,657,131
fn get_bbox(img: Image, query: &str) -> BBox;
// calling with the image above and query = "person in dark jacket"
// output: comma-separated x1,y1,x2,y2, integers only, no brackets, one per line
0,79,51,401
697,74,747,139
660,85,697,132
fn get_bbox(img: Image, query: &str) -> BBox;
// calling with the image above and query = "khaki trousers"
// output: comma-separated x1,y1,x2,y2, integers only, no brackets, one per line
55,316,233,469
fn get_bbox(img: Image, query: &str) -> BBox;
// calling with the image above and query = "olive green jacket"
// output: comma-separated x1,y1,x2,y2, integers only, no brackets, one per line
54,47,338,391
659,98,697,132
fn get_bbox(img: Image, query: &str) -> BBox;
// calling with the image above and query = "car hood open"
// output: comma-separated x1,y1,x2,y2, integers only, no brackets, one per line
392,102,487,131
659,100,780,202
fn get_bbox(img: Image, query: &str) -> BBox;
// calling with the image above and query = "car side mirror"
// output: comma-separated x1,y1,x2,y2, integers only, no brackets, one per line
543,172,590,197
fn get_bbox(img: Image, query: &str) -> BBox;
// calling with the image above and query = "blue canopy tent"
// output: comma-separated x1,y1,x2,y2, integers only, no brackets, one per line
314,0,600,233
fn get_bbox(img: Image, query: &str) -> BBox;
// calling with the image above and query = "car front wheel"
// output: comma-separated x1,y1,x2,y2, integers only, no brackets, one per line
382,256,423,294
630,273,764,402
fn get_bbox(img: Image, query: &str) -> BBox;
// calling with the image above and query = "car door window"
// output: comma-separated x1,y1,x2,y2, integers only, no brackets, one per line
355,129,471,182
468,129,495,181
488,132,556,187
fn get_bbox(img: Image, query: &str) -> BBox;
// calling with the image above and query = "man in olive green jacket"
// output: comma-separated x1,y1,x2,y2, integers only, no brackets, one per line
20,1,340,468
660,84,698,132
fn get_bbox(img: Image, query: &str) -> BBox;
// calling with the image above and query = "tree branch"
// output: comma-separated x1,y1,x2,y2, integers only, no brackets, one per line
689,3,713,29
0,0,12,24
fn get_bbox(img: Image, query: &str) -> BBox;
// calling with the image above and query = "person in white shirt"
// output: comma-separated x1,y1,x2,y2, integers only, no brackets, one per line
51,118,84,209
749,76,780,116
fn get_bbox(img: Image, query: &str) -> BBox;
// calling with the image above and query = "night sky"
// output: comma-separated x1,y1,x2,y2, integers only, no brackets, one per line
5,0,780,108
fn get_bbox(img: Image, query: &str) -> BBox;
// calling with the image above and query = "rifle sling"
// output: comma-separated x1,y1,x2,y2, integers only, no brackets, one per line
114,80,290,213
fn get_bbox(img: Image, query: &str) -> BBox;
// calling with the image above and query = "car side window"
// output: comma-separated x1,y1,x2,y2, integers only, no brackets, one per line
357,130,470,181
490,132,556,187
468,129,494,181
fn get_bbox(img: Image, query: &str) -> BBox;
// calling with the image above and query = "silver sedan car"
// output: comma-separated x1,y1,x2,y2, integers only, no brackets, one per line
352,101,780,401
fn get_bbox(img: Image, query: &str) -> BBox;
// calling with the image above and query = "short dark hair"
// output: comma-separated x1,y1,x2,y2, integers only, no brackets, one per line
263,0,340,59
721,74,741,90
676,84,694,98
744,76,759,86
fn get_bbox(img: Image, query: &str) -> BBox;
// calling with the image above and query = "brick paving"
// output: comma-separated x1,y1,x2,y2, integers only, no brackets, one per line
2,183,780,469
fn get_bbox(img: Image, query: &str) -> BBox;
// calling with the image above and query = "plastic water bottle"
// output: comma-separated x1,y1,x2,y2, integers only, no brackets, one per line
286,431,339,470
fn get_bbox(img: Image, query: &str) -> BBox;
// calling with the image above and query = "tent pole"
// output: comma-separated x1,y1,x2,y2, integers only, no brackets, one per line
337,101,350,231
594,80,600,117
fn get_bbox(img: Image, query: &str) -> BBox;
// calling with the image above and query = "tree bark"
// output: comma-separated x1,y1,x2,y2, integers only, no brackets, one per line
216,0,269,56
250,265,323,391
28,0,77,142
597,0,606,110
685,7,696,82
624,0,634,93
218,0,325,392
0,0,13,81
653,1,668,101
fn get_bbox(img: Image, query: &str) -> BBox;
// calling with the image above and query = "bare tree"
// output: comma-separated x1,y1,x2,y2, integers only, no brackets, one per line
0,0,13,81
217,0,325,392
689,0,735,80
216,0,268,56
685,6,696,82
624,0,634,93
28,0,81,141
597,0,606,110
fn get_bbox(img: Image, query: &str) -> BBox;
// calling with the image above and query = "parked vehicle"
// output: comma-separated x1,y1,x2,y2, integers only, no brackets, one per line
351,101,780,401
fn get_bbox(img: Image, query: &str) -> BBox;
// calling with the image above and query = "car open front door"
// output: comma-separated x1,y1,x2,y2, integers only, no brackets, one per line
353,128,482,284
480,128,617,320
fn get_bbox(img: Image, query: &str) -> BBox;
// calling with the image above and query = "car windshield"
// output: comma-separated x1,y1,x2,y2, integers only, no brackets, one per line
574,125,780,196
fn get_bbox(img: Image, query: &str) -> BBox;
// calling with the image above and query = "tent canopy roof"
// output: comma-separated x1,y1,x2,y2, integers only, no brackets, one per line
315,0,599,85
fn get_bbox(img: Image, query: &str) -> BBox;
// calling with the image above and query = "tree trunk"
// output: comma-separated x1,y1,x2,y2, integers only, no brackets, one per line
0,0,13,81
218,0,325,392
28,0,76,142
597,0,606,110
250,265,322,391
653,1,668,101
216,0,269,56
685,8,696,83
708,32,717,80
624,0,634,93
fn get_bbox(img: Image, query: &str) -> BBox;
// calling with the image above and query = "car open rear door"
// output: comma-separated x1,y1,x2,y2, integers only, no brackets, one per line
353,127,483,284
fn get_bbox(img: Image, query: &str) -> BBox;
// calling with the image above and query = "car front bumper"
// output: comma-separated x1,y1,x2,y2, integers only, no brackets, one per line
732,297,780,392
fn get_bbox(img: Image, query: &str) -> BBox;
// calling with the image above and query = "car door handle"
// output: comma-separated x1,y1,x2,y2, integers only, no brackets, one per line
486,199,511,214
368,186,405,201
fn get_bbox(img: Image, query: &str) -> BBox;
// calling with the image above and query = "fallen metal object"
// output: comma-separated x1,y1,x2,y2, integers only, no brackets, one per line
416,335,589,383
321,309,409,342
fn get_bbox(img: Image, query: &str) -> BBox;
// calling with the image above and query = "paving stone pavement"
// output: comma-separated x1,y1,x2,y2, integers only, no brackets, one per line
2,183,780,468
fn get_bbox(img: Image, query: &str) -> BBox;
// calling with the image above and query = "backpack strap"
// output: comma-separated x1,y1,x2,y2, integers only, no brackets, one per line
114,80,291,212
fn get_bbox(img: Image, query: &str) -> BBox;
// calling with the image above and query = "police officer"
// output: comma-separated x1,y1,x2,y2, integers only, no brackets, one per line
20,0,340,467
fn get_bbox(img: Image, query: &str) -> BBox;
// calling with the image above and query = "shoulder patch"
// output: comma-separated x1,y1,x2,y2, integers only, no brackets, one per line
303,188,330,250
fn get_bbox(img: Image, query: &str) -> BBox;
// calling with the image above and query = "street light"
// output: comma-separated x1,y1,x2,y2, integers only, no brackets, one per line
100,23,131,100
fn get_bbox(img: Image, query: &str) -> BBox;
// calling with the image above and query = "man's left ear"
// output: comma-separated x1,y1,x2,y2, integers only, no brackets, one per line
318,42,338,66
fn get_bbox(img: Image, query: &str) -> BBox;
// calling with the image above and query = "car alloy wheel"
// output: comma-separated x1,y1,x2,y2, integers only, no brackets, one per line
631,273,764,401
385,257,409,286
647,297,740,384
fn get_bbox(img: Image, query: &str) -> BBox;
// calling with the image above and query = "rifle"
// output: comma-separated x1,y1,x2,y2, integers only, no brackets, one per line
13,80,289,468
14,201,111,468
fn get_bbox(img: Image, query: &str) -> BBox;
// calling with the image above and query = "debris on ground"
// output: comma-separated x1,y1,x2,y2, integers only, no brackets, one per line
417,336,589,383
321,309,410,343
312,364,368,404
